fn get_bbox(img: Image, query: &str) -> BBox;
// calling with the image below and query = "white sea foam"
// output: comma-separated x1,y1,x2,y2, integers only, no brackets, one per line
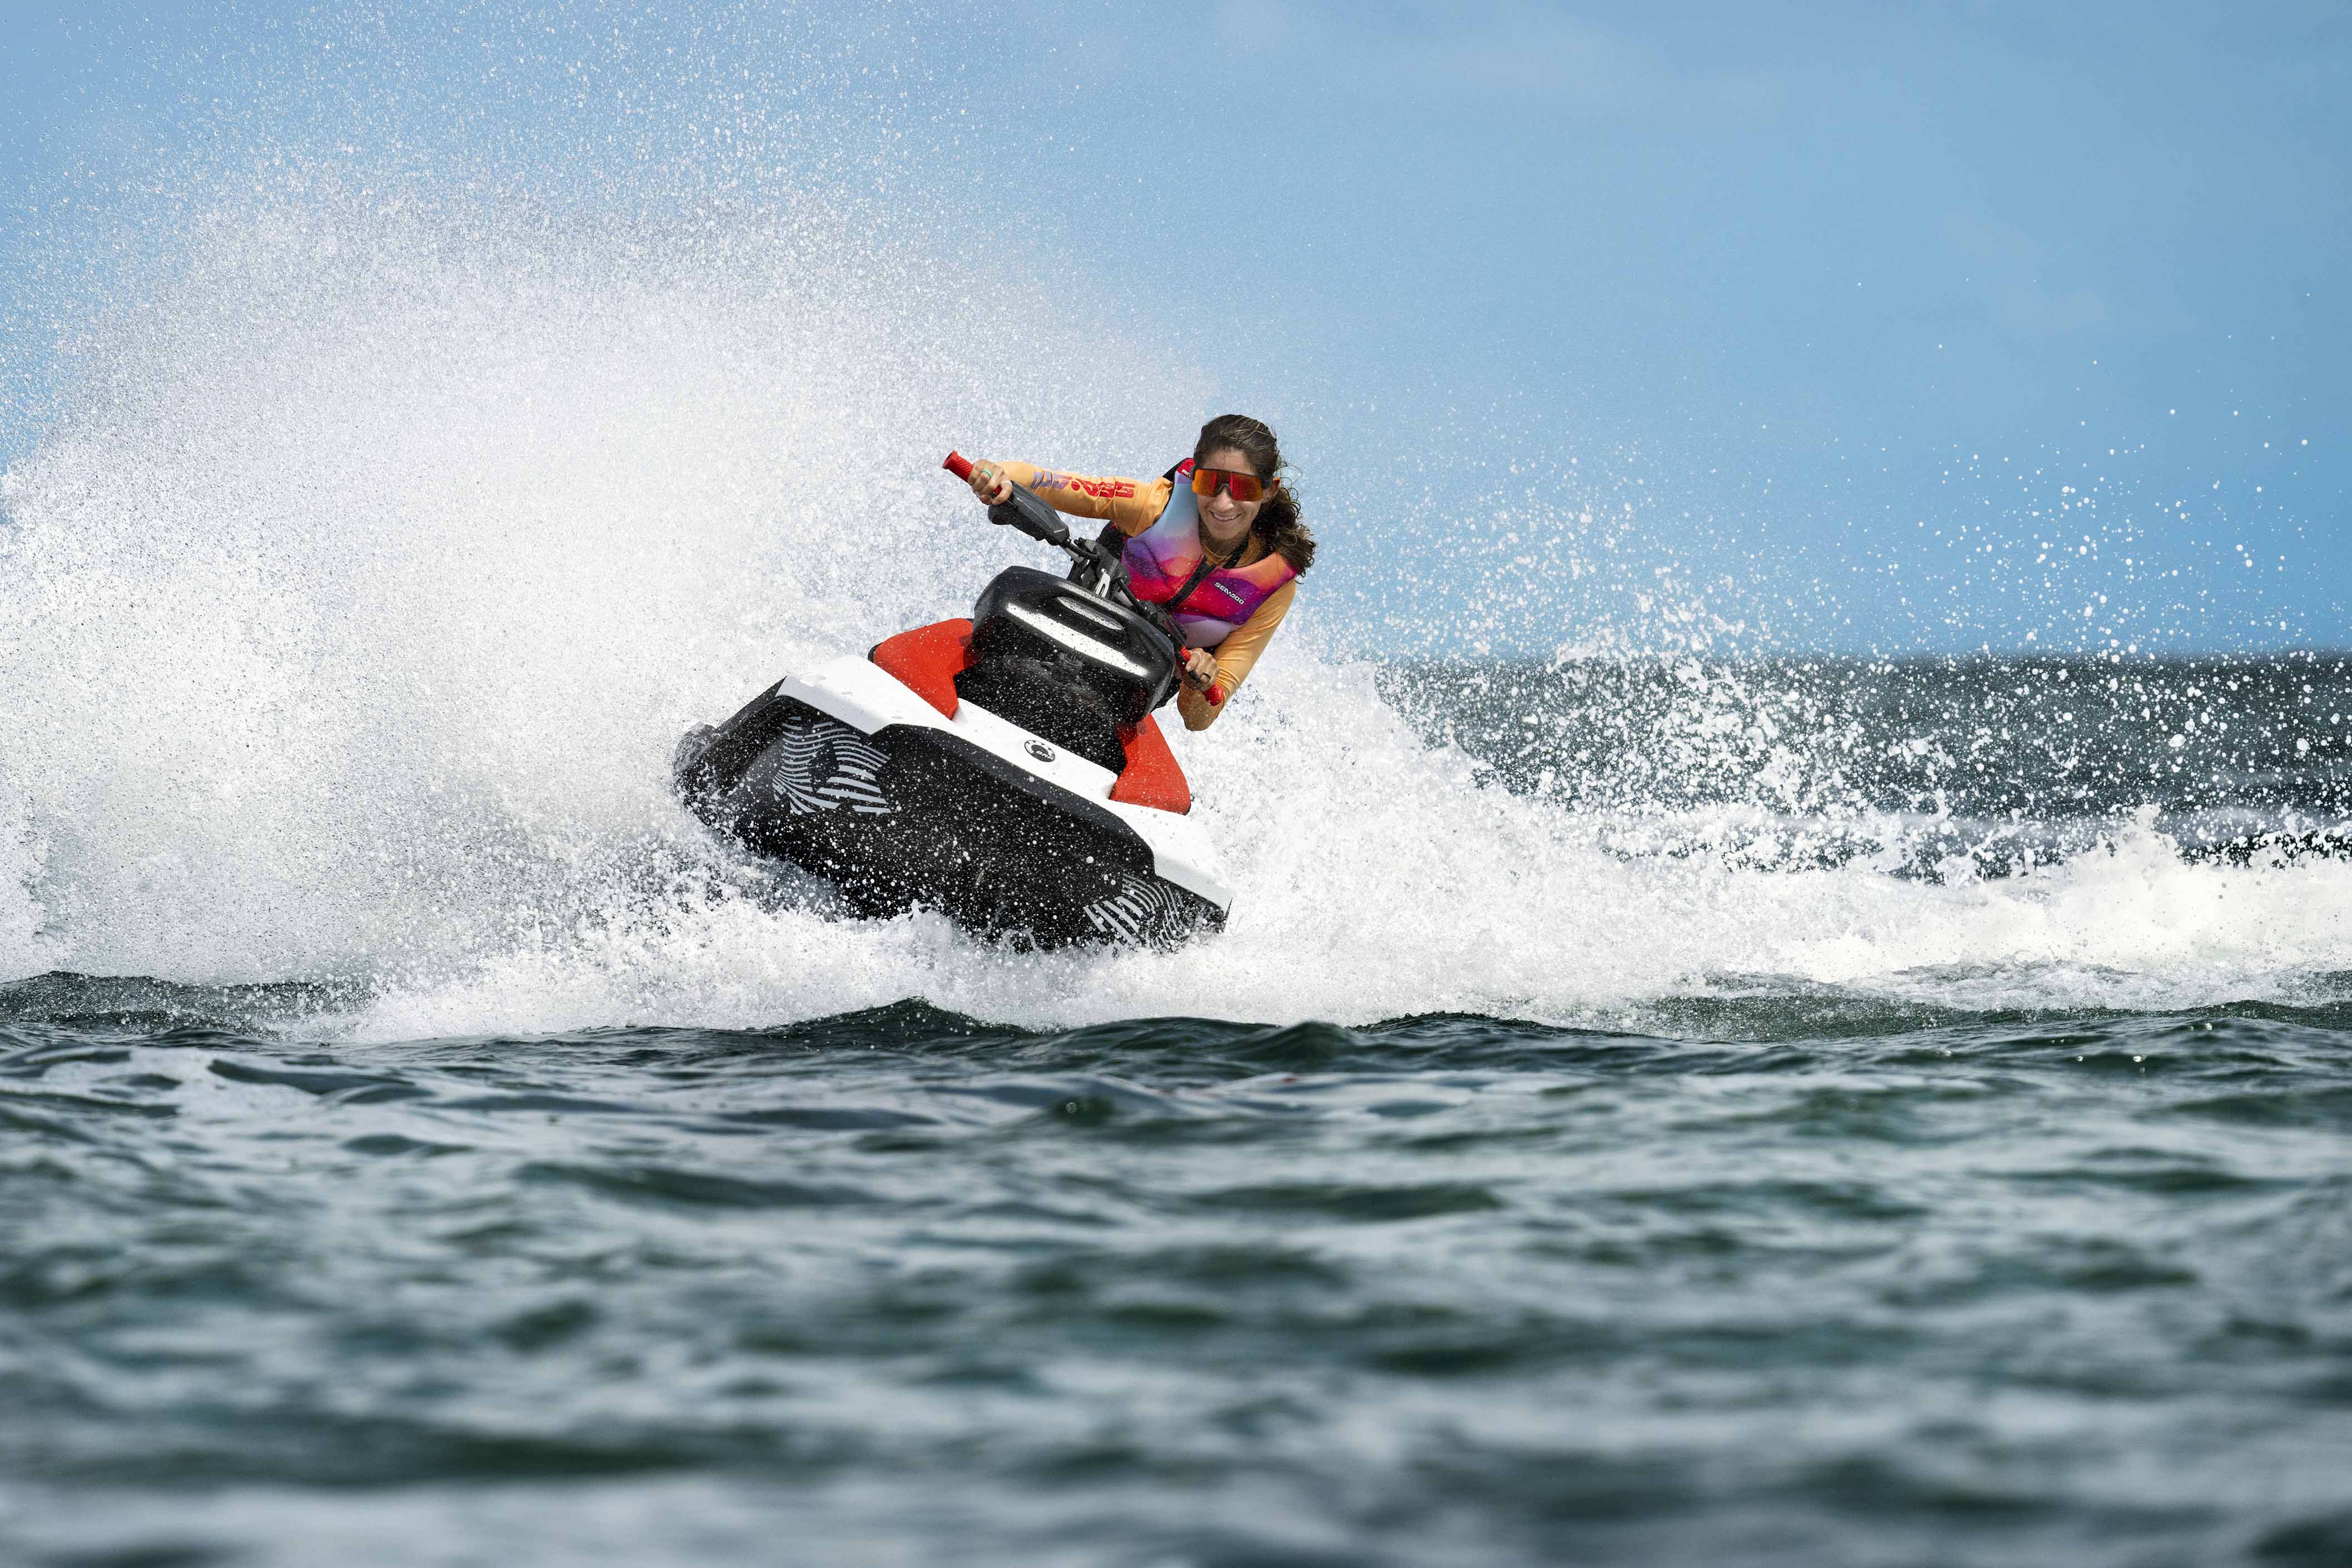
5,191,2349,1036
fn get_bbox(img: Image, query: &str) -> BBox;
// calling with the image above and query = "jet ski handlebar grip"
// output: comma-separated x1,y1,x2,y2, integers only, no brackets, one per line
989,489,1072,547
1182,661,1227,705
944,451,1071,546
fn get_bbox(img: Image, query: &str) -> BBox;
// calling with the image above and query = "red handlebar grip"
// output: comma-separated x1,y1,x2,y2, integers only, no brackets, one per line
1207,684,1227,705
942,451,975,481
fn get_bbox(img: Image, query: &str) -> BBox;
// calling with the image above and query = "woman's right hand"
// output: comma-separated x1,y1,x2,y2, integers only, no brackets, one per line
967,460,1013,505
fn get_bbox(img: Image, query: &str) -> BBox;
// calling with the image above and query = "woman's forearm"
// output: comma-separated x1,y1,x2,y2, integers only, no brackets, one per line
1175,580,1296,730
991,461,1170,535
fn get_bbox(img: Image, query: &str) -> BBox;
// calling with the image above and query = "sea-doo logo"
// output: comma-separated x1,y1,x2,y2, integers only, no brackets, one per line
1026,739,1056,763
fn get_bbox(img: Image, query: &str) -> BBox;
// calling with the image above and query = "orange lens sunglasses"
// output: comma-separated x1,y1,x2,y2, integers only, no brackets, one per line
1190,466,1269,504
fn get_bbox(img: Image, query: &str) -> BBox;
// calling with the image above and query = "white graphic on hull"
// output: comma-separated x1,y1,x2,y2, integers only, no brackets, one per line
1082,869,1186,942
768,715,892,815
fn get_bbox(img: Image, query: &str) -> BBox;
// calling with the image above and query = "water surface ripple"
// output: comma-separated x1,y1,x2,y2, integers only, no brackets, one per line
6,977,2351,1566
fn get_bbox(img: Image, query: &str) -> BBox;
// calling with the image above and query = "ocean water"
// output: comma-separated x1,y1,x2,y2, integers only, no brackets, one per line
7,191,2352,1566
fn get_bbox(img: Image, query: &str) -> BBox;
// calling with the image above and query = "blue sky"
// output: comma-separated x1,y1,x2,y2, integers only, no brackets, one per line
3,1,2346,653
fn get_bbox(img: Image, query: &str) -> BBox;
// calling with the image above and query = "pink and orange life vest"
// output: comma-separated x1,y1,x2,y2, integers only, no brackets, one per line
1122,460,1299,649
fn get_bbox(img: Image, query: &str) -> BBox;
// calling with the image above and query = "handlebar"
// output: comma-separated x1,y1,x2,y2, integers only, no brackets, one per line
1189,661,1227,705
944,449,1220,701
943,449,1075,549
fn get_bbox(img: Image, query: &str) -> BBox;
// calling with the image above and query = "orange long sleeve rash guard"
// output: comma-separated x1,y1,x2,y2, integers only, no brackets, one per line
988,460,1297,731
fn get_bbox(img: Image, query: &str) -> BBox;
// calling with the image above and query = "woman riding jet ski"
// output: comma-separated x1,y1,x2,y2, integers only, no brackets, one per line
958,414,1316,730
672,417,1314,947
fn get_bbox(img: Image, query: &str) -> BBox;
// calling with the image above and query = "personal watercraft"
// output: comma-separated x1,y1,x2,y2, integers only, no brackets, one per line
672,452,1232,946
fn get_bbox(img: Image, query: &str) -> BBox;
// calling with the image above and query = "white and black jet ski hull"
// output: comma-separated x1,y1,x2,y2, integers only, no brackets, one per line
674,656,1231,947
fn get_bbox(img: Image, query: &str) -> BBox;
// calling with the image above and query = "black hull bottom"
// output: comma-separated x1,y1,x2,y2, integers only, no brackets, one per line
674,688,1223,948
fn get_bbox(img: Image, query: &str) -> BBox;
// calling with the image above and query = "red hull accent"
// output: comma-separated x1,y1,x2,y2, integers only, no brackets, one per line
868,617,1191,815
1111,715,1190,815
869,619,973,719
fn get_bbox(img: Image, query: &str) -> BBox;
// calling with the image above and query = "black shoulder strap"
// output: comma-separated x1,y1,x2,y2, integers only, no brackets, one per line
1171,534,1254,613
1166,551,1222,615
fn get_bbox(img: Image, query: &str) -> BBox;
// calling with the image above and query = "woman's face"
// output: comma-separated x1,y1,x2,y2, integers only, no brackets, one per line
1195,445,1271,536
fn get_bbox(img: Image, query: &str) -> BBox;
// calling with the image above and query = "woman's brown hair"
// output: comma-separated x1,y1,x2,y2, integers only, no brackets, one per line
1194,413,1316,574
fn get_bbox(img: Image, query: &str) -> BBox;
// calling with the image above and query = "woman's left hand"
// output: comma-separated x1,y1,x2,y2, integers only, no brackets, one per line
1180,649,1219,687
